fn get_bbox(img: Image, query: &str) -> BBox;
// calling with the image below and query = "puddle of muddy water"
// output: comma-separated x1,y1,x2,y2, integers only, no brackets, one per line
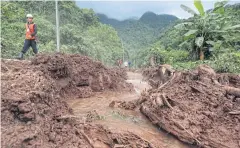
67,72,192,148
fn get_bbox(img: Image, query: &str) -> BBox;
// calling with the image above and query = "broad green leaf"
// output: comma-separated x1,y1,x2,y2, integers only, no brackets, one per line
214,7,225,15
216,40,223,45
213,0,228,14
223,24,240,30
184,30,198,37
184,34,195,41
174,22,193,29
184,30,198,40
180,4,197,16
179,40,189,47
194,0,205,16
210,30,227,33
214,0,228,9
195,37,204,47
206,40,215,46
174,24,184,29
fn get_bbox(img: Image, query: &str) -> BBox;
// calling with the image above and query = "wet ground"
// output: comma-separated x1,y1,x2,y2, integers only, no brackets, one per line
68,72,190,148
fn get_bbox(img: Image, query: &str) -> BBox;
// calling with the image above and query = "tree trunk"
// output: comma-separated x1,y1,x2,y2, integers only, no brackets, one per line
150,56,156,67
200,49,204,60
224,86,240,97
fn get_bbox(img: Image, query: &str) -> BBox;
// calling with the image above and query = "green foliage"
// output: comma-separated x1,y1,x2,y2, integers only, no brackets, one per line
83,24,123,65
2,1,239,73
97,12,178,62
1,1,123,66
194,0,205,16
175,0,240,60
136,2,240,73
1,2,25,22
134,41,189,67
173,52,240,73
149,43,189,64
180,5,197,16
206,52,240,73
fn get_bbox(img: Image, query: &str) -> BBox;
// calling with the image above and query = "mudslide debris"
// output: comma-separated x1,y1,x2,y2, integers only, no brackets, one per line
1,53,154,148
139,65,240,148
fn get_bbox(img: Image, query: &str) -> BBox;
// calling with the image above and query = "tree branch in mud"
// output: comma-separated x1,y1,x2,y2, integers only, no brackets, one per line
78,130,94,148
173,120,201,146
224,86,240,98
213,79,240,97
158,72,177,90
229,110,240,115
161,94,173,109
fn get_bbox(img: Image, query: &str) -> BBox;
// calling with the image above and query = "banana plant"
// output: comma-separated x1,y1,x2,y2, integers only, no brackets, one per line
176,0,240,60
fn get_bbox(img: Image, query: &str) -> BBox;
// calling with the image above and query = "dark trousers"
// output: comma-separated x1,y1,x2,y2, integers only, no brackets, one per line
22,39,38,54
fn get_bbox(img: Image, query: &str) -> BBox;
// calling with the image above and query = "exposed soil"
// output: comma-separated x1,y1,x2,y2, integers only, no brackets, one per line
3,53,239,148
1,53,153,148
68,72,189,148
217,73,240,88
139,65,240,148
142,64,174,88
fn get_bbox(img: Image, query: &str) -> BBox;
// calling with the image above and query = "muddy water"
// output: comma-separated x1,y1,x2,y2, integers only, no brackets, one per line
68,72,190,148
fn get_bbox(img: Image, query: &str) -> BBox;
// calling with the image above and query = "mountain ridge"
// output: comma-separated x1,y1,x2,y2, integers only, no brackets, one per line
97,11,179,60
97,11,178,22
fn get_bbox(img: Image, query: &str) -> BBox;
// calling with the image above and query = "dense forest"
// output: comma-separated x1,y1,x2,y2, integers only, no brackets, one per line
1,0,240,73
97,12,178,61
142,2,240,73
1,1,123,66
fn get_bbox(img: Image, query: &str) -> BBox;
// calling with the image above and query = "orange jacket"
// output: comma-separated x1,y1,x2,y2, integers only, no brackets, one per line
25,23,36,40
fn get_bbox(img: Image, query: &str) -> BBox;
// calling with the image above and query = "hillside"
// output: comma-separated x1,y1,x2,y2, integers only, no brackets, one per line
135,2,240,72
2,1,240,148
1,1,123,66
97,12,178,60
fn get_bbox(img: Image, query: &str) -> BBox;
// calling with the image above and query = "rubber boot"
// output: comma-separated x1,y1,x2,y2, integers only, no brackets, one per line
17,52,24,60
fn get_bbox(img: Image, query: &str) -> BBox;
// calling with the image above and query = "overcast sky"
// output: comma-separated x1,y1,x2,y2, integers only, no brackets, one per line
76,0,239,20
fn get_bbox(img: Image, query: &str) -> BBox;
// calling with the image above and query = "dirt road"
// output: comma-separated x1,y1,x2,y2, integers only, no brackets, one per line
68,72,190,148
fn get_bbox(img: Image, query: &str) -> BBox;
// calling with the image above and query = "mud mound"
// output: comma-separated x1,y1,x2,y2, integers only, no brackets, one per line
1,90,154,148
1,54,152,148
139,65,240,148
217,73,240,88
2,115,154,148
31,53,133,97
110,67,128,80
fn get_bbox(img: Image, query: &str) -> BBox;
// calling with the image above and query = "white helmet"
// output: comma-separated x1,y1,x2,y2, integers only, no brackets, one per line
26,14,33,18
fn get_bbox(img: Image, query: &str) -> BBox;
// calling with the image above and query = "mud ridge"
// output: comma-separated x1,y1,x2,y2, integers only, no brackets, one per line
139,65,240,148
1,53,155,148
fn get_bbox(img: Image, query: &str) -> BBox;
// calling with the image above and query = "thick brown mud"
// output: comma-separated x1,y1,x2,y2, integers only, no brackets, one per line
1,54,152,148
68,72,190,148
4,53,232,148
139,65,240,148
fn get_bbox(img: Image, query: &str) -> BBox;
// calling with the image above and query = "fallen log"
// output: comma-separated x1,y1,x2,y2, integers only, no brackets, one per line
229,110,240,115
224,86,240,97
173,120,201,145
213,79,240,97
140,105,161,124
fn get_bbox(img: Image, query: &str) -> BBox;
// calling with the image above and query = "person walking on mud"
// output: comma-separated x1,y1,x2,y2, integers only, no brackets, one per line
17,14,38,60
